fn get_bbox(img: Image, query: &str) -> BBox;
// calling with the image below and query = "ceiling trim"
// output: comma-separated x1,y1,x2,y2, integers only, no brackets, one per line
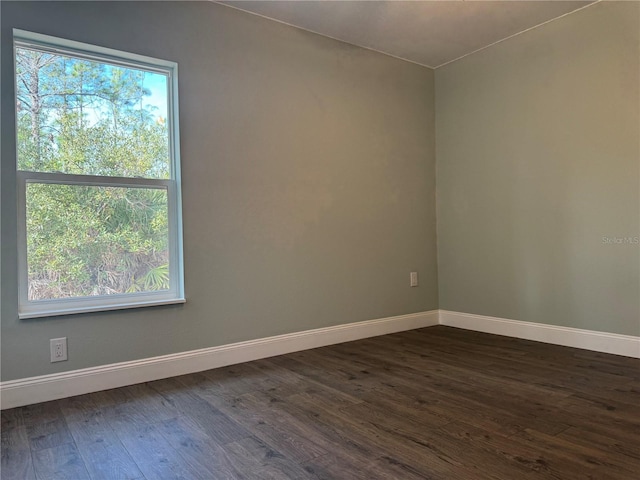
213,0,436,69
434,0,602,68
214,0,603,70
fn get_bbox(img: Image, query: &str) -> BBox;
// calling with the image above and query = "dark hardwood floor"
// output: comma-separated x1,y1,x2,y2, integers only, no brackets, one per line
2,326,639,479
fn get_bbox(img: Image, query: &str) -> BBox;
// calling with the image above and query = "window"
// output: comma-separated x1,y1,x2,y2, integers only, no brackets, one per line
14,30,184,318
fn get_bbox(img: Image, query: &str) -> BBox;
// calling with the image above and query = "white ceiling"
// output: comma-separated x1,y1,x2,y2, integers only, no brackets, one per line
219,1,596,68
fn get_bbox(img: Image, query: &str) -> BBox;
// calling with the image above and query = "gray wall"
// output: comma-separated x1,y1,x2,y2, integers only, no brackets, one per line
1,1,437,381
436,1,639,336
3,0,637,383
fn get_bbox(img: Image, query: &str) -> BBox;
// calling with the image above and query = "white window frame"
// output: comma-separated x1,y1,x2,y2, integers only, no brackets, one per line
14,30,185,319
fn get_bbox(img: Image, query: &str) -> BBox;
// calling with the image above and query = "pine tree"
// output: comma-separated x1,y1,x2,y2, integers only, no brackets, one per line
16,47,171,299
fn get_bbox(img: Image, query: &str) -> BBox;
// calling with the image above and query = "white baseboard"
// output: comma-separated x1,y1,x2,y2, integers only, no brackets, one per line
3,308,638,409
0,310,438,410
439,310,640,359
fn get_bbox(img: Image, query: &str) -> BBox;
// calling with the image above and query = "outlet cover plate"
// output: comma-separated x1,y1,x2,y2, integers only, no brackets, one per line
50,337,68,362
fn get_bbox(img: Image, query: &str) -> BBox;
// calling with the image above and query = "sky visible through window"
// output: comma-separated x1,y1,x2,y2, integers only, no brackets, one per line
143,72,168,121
83,66,168,128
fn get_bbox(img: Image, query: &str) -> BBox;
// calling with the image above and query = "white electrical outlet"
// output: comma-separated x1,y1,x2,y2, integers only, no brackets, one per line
410,271,418,287
50,337,68,362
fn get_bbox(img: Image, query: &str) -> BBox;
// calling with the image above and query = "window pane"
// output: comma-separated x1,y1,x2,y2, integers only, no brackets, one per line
26,183,169,300
16,46,170,178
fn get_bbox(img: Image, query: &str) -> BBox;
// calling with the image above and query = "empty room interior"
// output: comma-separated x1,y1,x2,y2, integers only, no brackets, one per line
1,0,639,478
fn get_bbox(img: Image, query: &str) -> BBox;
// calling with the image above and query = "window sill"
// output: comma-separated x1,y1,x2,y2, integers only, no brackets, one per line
19,298,186,320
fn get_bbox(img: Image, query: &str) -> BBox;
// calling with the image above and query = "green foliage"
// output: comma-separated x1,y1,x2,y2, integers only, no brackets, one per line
128,264,170,293
16,47,172,300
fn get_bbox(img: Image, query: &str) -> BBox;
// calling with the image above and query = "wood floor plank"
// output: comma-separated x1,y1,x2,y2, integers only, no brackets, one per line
283,391,473,479
301,453,376,480
15,401,76,453
112,420,215,480
266,352,385,400
198,362,287,396
222,435,319,480
509,426,639,480
1,408,26,431
146,377,249,445
32,442,91,480
306,346,568,436
20,401,64,426
27,417,75,452
58,395,144,480
438,421,593,480
556,426,640,461
93,383,178,423
156,415,247,479
336,406,537,480
1,426,36,480
320,340,574,411
303,451,435,480
198,389,330,464
3,326,639,479
242,388,380,464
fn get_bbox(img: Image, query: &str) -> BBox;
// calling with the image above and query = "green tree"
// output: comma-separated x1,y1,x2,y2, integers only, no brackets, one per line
16,47,171,300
